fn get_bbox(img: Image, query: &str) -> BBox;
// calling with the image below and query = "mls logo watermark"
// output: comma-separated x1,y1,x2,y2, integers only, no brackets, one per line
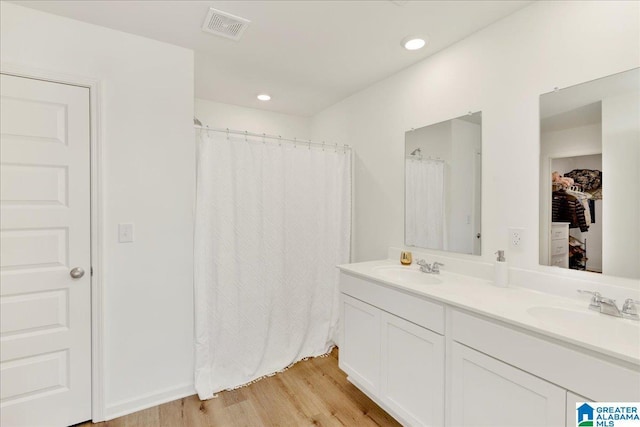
576,403,640,427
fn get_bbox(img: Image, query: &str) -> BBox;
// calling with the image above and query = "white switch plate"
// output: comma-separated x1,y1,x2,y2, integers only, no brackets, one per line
118,223,134,243
509,227,524,249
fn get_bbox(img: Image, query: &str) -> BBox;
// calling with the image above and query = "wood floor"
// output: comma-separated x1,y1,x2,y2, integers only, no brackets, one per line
82,349,400,427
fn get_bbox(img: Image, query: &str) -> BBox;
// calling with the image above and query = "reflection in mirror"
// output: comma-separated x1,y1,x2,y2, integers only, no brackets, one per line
539,68,640,279
405,112,482,255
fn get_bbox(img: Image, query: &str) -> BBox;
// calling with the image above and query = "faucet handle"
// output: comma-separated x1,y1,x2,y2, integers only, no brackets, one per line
577,289,602,310
622,299,640,320
431,262,444,273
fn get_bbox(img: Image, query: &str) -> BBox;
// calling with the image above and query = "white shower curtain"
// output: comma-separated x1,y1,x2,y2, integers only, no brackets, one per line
194,131,351,399
405,158,445,249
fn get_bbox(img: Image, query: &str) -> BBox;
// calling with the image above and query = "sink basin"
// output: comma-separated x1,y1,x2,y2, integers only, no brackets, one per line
527,306,640,346
372,266,442,285
527,306,603,326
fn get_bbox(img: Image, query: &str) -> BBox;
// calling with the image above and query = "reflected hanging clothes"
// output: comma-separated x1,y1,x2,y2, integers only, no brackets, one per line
564,169,602,199
552,189,589,232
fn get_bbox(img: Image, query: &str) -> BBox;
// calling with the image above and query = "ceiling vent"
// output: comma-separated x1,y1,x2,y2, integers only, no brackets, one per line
201,8,250,41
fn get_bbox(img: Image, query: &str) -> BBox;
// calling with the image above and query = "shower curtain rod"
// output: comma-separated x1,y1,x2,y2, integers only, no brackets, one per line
195,125,351,150
406,156,445,163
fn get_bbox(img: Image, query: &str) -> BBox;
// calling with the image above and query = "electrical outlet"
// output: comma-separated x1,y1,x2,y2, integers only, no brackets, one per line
509,227,524,249
118,223,134,243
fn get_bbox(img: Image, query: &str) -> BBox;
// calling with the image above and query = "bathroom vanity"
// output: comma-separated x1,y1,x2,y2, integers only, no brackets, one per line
337,260,640,427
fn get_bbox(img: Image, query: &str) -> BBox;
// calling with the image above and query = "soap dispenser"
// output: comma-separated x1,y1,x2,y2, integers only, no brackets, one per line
494,250,509,288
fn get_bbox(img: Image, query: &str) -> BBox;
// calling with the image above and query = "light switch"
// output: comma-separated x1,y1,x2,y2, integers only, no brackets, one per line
118,223,134,243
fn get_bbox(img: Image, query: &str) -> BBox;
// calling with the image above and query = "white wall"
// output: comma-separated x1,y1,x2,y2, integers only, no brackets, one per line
602,91,640,279
195,98,311,140
311,0,640,288
1,3,195,419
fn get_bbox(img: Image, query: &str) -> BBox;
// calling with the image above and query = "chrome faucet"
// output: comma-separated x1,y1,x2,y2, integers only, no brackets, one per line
577,290,639,321
622,299,640,320
597,297,622,317
416,259,444,274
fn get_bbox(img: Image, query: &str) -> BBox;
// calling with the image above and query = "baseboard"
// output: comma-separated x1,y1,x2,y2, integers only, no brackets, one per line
104,383,196,421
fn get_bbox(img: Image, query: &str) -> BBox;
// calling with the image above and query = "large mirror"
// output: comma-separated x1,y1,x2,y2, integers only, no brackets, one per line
405,112,482,255
539,68,639,280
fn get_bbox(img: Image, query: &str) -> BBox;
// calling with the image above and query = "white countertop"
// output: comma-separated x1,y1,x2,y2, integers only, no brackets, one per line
338,259,640,366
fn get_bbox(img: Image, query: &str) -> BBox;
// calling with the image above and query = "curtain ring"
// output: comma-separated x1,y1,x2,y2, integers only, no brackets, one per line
294,137,297,149
278,136,282,147
308,141,311,150
226,128,229,140
322,141,325,151
334,143,338,153
206,125,210,137
262,133,266,144
244,131,248,142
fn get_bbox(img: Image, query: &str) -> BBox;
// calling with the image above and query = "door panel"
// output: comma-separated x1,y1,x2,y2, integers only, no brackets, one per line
0,74,91,426
340,294,381,393
450,342,565,427
381,312,445,426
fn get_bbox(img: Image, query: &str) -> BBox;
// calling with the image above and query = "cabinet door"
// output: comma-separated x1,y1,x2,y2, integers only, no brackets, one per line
566,391,592,427
340,294,381,393
381,312,444,427
450,342,565,427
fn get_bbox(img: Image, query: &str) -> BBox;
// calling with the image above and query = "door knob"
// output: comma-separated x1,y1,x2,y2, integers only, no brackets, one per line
70,267,85,279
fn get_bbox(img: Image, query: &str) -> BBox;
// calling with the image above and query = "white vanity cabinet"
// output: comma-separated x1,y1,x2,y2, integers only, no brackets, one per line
339,269,639,427
340,274,445,426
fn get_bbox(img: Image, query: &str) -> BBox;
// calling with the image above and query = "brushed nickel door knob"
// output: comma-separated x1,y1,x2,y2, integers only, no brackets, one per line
70,267,85,279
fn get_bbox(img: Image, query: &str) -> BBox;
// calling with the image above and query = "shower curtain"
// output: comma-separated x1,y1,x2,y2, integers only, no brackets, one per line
194,131,351,399
405,158,444,249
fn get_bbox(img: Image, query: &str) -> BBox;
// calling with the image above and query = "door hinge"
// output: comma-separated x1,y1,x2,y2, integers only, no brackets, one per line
90,266,94,276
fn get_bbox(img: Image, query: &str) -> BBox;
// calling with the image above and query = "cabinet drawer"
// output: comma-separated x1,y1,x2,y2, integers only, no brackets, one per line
551,226,568,240
551,240,567,255
550,254,567,267
340,272,444,334
451,310,640,401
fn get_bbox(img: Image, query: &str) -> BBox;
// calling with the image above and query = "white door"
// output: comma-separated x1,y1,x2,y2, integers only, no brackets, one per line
339,294,381,394
472,150,481,255
450,342,565,427
0,74,91,426
380,312,444,427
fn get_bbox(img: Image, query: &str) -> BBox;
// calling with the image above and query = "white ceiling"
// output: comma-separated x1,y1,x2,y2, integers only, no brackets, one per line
13,0,532,117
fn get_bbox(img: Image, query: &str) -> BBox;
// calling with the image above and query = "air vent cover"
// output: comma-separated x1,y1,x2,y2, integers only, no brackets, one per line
202,8,250,41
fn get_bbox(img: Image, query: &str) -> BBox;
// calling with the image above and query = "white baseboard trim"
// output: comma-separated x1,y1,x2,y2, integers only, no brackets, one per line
104,383,196,421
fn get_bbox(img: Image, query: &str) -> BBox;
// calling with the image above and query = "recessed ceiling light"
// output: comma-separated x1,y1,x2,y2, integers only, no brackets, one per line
257,94,271,101
402,36,426,51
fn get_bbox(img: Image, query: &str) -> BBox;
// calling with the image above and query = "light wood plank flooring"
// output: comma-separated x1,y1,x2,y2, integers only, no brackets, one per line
82,349,400,427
